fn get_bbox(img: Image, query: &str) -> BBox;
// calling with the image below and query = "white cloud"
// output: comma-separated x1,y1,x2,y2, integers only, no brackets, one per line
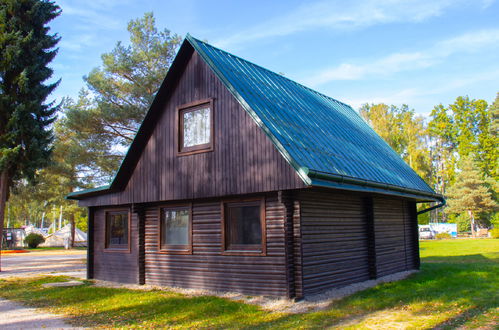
346,88,421,110
59,33,100,51
344,68,499,110
215,0,491,49
434,29,499,56
57,0,125,31
302,29,499,86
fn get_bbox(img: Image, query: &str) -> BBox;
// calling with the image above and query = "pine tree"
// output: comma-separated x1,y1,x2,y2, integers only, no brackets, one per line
62,12,181,184
446,158,497,237
0,0,60,263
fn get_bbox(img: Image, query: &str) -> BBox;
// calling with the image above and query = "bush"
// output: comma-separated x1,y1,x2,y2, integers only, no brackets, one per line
435,232,452,240
490,228,499,239
24,233,45,248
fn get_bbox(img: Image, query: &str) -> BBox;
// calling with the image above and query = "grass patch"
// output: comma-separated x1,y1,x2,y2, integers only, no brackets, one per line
0,239,497,328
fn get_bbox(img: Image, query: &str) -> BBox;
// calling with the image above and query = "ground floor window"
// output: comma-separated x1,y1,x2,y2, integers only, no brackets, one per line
160,205,192,254
223,199,266,255
105,210,129,250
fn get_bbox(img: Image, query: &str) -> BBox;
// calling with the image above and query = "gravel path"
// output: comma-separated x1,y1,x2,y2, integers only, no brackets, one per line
0,250,86,279
0,298,73,329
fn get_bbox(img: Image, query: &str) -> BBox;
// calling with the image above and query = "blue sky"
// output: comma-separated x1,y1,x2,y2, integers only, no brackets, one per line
49,0,499,115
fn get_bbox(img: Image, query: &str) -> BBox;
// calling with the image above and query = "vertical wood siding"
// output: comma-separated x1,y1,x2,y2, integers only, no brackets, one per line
79,51,304,207
144,193,288,296
93,207,139,284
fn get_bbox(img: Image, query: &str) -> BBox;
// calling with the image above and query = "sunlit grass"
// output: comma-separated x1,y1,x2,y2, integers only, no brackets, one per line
0,239,497,328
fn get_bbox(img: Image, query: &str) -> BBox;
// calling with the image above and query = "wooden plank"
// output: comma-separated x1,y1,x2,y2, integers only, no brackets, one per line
87,207,94,279
143,193,288,297
78,50,305,207
92,207,139,284
298,189,370,296
373,196,417,276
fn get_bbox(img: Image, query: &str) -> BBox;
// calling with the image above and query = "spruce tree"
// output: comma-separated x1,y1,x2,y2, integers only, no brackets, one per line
446,158,497,237
0,0,60,266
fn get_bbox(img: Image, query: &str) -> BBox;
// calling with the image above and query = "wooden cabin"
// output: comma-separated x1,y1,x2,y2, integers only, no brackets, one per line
68,35,443,299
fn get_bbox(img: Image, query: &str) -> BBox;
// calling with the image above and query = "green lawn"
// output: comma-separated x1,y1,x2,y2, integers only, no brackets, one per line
0,239,497,329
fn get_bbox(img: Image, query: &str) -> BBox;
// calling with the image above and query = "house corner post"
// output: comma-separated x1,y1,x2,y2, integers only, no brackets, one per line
293,199,304,300
364,196,377,279
410,202,420,269
133,203,146,285
87,207,94,279
279,191,297,300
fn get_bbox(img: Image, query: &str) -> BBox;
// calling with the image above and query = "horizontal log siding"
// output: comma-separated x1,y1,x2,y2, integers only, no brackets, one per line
144,194,288,296
292,200,304,298
373,197,416,277
405,200,419,269
79,51,304,207
93,207,138,284
298,190,370,296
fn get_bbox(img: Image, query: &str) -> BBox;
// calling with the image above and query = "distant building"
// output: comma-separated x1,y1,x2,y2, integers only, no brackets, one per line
2,228,26,249
40,224,87,247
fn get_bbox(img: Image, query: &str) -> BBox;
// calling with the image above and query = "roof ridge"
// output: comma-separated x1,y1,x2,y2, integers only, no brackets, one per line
187,35,353,110
68,34,438,201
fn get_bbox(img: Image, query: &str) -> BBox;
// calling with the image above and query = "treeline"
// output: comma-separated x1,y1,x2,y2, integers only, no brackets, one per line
5,13,181,231
360,96,498,232
5,13,498,234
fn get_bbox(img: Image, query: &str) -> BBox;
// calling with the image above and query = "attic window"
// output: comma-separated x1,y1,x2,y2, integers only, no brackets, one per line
178,99,214,155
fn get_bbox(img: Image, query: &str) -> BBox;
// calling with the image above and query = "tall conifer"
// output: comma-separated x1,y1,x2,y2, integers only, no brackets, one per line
446,158,497,237
0,0,60,267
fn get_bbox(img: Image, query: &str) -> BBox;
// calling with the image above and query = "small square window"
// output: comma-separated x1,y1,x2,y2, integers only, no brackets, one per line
223,199,266,255
178,99,214,155
160,206,192,254
105,210,129,250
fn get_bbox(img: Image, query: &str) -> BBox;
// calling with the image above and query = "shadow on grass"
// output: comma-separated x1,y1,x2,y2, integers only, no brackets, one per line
66,294,271,328
1,260,497,328
430,305,491,330
51,262,499,328
0,277,128,311
255,261,499,329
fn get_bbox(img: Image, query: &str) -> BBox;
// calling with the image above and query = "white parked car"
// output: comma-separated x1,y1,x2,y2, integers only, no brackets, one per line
419,226,434,239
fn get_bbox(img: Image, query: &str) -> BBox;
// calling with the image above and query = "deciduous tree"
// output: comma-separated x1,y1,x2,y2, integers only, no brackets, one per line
359,103,431,181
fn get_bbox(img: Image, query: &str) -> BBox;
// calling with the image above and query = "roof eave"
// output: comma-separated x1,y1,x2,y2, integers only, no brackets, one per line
65,38,196,202
65,185,113,200
306,168,443,202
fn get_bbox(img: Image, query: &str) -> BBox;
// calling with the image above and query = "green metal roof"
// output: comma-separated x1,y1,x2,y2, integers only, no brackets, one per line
68,35,441,201
66,185,111,199
187,35,437,198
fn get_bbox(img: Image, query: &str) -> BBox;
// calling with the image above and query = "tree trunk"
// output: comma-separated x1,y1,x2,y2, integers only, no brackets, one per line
70,213,75,248
468,210,476,238
0,170,11,272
